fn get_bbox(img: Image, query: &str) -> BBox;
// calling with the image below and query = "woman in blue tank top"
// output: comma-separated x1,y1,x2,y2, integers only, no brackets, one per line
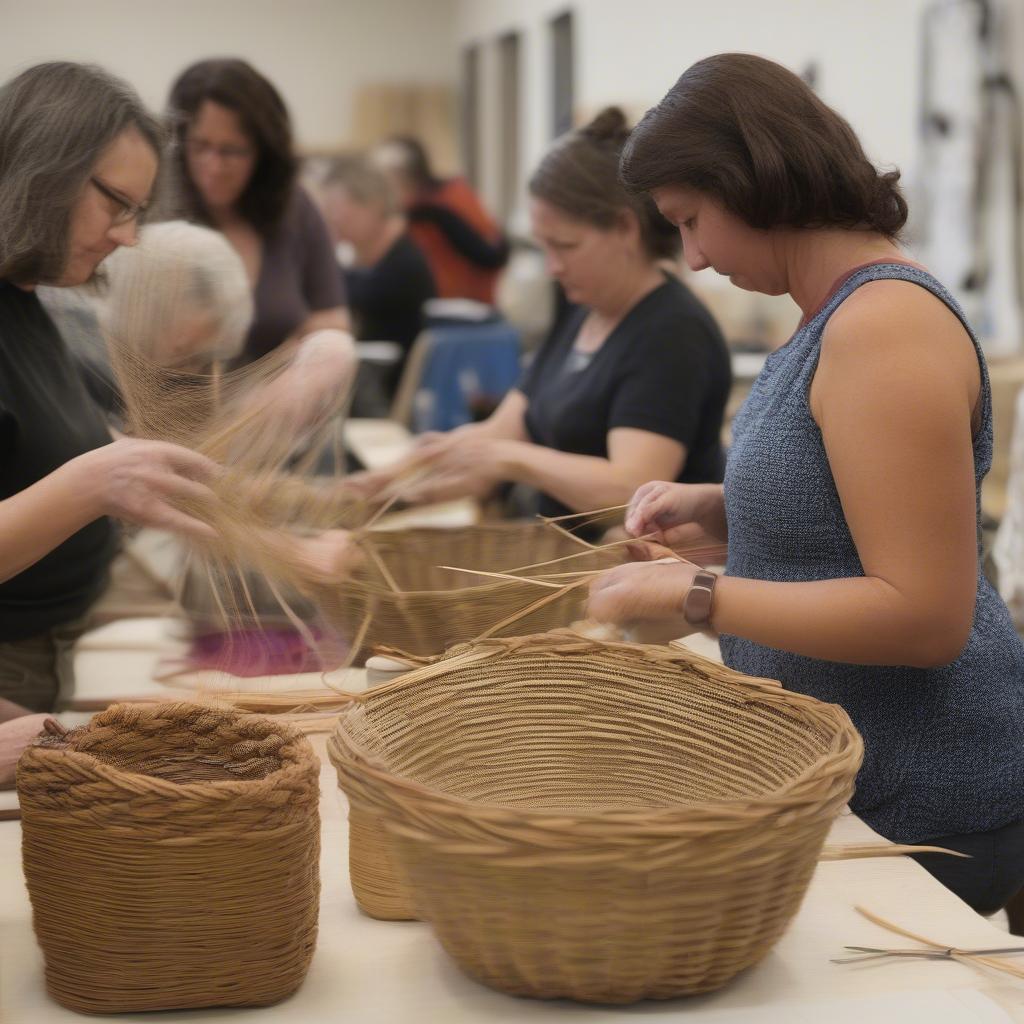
587,53,1024,917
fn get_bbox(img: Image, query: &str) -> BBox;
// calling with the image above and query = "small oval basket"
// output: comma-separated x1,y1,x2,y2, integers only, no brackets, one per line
328,632,863,1003
17,701,321,1014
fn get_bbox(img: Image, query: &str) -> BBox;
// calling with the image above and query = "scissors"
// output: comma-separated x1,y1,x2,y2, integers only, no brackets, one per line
832,944,1024,964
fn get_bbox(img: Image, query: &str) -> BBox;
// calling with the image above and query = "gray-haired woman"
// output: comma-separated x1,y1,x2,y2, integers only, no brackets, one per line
0,62,220,729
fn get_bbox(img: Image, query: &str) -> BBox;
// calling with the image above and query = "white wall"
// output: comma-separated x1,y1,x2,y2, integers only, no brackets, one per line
454,0,932,225
0,0,460,151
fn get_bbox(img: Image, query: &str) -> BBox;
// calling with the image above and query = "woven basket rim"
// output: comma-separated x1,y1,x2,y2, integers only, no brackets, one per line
23,701,316,798
335,742,857,831
328,632,863,834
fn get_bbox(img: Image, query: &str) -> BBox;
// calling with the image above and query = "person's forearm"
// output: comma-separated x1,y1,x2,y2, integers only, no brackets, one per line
409,205,509,269
711,574,971,668
295,307,351,339
0,460,103,584
499,442,651,514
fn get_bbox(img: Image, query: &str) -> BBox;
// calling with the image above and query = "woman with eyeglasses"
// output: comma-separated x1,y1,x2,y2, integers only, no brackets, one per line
165,59,349,366
0,63,221,747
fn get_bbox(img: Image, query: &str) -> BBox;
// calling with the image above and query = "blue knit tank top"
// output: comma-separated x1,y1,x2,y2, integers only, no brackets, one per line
720,262,1024,843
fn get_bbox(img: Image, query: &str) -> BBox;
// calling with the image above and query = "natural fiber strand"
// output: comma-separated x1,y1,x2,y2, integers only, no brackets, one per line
853,906,1024,981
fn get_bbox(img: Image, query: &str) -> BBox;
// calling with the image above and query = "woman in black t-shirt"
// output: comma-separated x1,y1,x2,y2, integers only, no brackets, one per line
361,108,730,517
318,155,436,391
0,63,222,726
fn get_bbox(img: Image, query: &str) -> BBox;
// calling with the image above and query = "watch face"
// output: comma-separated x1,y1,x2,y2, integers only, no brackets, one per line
684,572,716,625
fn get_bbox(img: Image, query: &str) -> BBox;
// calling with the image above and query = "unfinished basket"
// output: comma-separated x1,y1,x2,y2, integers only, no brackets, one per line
16,701,321,1014
314,522,625,661
327,632,863,1003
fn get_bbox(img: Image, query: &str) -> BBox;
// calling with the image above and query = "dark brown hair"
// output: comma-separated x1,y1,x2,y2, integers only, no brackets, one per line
0,62,164,283
620,53,908,238
529,107,680,261
166,58,296,235
377,136,441,191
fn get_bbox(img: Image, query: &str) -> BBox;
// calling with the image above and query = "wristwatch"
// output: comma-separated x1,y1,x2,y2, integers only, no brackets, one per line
682,569,718,627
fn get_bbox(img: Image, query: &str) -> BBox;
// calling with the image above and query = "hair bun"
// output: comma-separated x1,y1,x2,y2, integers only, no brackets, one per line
581,106,630,145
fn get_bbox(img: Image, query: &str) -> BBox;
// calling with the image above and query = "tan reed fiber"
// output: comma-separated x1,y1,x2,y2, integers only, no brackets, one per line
312,523,626,662
326,631,863,1003
16,702,321,1013
851,906,1024,980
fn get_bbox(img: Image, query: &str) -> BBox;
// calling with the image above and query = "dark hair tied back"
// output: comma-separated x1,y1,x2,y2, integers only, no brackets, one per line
620,53,908,239
580,106,631,146
529,106,679,261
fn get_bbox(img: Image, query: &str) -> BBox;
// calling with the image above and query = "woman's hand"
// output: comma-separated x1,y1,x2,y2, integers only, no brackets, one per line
625,481,727,556
395,434,510,505
0,713,54,789
587,558,703,644
70,438,220,539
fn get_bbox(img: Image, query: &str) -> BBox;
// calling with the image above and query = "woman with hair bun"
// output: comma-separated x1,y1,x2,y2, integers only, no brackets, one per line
364,107,731,518
587,54,1024,915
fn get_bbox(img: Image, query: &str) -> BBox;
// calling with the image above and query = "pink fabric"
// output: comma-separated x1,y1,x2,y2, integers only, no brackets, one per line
183,627,349,677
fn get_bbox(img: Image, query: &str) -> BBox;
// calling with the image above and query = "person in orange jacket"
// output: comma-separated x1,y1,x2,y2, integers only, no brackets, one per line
372,136,508,306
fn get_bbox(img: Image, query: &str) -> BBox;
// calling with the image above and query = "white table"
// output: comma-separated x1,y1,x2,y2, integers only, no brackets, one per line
3,718,1024,1022
342,418,415,471
4,637,1024,1021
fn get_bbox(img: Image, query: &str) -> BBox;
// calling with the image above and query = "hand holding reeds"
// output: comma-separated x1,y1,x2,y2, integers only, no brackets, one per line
624,480,728,560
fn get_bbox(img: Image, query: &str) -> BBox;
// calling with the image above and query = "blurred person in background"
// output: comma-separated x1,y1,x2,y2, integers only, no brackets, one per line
166,58,349,365
358,109,731,522
319,155,436,391
373,135,508,306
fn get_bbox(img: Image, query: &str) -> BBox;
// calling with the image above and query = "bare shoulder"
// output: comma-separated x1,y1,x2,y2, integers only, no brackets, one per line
822,278,975,366
813,278,980,418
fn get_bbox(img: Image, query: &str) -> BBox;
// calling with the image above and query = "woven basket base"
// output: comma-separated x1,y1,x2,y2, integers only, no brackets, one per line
349,805,417,920
395,826,827,1002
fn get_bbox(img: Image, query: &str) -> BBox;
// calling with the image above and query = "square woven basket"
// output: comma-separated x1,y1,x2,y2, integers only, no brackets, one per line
17,701,321,1013
327,632,863,1003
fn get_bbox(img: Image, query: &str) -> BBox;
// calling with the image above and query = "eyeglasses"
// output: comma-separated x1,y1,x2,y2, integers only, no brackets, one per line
90,176,149,226
185,137,255,163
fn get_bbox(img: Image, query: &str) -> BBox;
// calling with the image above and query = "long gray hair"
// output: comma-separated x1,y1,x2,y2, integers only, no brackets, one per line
0,62,164,284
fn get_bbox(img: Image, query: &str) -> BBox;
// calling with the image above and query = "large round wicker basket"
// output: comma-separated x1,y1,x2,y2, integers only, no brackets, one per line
327,632,863,1004
17,702,321,1013
314,523,625,661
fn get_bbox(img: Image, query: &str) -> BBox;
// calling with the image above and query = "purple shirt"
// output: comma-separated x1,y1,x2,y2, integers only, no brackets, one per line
238,187,346,364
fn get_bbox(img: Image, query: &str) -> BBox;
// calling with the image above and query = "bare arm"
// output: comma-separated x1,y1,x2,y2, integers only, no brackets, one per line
498,428,686,514
397,390,685,511
292,306,351,341
0,439,219,585
714,282,979,665
0,462,100,584
592,282,981,668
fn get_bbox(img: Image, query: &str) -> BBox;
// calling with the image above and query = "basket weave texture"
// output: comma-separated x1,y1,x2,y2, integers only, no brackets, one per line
328,632,863,1003
17,701,321,1013
314,523,625,661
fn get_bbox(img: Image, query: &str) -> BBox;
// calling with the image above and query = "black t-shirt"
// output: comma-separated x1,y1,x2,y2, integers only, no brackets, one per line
0,280,118,640
520,273,731,519
344,233,437,358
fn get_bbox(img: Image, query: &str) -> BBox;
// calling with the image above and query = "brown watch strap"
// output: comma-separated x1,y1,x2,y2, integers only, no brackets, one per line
683,569,718,626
